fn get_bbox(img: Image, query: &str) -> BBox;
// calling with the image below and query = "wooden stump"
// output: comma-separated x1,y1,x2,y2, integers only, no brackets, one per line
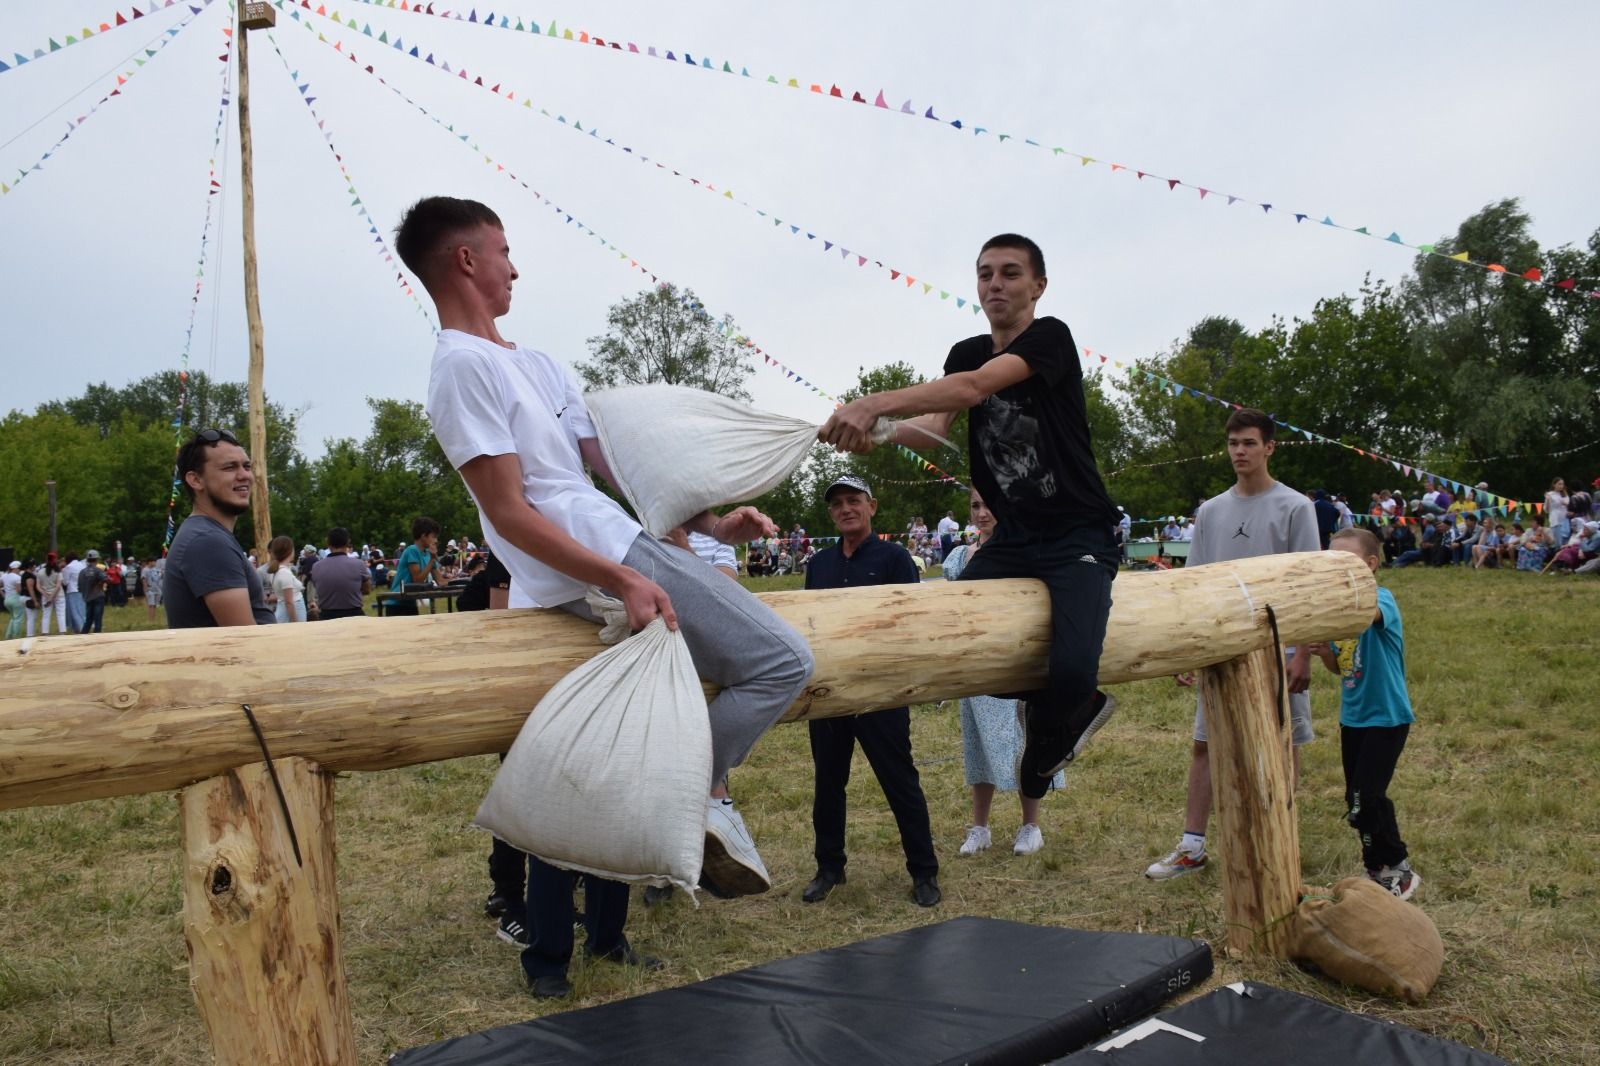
1198,645,1302,957
179,757,355,1065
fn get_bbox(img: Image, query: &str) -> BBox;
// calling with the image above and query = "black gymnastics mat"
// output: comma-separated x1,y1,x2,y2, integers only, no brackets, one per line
391,916,1212,1066
1050,981,1509,1064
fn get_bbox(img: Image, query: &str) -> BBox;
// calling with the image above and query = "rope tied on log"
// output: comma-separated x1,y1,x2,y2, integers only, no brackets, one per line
240,703,302,867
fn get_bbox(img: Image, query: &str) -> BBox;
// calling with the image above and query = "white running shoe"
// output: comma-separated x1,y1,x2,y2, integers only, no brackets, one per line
702,798,772,896
1013,824,1044,855
1145,844,1208,880
958,825,992,856
1371,863,1421,901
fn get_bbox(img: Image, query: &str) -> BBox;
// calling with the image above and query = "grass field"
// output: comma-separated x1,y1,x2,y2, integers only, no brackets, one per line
2,567,1597,1063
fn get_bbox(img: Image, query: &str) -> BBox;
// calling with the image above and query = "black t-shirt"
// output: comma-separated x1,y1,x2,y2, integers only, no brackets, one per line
943,316,1117,532
457,551,511,612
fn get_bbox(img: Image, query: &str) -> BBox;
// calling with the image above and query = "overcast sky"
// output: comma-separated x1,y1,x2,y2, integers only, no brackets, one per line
3,1,1596,461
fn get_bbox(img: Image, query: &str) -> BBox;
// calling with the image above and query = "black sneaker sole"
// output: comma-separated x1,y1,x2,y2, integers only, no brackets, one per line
702,831,771,897
1069,692,1119,761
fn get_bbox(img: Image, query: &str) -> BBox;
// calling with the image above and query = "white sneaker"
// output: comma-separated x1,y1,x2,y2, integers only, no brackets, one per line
1145,843,1208,880
958,825,992,856
702,798,771,896
1013,823,1044,855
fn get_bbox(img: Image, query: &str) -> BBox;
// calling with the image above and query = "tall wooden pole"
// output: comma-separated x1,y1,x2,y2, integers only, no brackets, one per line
237,6,272,560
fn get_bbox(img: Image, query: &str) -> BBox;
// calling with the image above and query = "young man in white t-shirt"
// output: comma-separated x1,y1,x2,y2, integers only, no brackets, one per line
398,199,813,908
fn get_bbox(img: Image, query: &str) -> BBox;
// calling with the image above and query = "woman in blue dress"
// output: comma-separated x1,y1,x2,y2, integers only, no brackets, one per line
941,488,1062,857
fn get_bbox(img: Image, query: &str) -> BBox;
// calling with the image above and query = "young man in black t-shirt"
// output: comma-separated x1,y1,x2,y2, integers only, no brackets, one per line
819,233,1120,798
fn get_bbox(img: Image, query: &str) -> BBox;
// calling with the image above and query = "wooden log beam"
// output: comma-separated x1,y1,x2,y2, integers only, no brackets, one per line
181,756,356,1064
0,551,1374,811
1198,646,1302,957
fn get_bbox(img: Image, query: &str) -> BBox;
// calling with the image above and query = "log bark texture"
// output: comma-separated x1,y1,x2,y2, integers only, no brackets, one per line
0,551,1374,811
180,757,356,1064
1198,645,1302,956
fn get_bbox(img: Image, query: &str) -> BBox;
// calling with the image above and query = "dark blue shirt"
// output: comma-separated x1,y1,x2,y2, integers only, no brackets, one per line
803,534,921,592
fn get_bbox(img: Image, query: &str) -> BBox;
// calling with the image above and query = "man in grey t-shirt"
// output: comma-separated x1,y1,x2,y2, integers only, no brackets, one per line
1145,408,1318,881
311,526,372,621
164,429,275,629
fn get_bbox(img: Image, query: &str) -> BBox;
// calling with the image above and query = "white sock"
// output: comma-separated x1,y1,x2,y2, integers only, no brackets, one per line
1181,832,1206,854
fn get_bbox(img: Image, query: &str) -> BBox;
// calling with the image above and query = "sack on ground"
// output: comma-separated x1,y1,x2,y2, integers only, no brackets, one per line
473,617,713,893
586,384,819,535
1290,876,1444,1003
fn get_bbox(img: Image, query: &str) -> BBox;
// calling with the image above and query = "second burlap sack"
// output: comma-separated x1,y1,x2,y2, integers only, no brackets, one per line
586,384,819,535
1290,876,1444,1003
473,617,713,893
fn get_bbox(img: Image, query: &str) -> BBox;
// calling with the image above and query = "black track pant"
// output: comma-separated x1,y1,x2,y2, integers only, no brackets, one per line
954,519,1118,726
1341,723,1409,870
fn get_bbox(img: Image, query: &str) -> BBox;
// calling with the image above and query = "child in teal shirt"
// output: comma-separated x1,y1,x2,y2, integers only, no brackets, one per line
1312,527,1420,901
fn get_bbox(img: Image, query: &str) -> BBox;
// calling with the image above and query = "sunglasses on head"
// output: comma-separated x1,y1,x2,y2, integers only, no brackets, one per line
195,428,240,445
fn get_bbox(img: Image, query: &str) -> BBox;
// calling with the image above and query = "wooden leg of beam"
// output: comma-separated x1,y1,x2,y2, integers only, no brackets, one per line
179,757,356,1065
1199,646,1302,957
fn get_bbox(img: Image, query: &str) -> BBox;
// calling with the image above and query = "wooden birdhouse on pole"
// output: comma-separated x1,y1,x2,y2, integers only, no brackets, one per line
240,2,276,30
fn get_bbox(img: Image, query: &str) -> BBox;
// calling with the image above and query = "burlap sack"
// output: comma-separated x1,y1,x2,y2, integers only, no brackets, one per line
1290,876,1443,1003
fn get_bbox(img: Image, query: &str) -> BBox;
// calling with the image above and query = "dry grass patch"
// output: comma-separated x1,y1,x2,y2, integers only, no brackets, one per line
2,568,1597,1062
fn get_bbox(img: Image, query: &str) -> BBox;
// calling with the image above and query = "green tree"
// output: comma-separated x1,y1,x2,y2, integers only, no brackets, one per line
575,283,755,400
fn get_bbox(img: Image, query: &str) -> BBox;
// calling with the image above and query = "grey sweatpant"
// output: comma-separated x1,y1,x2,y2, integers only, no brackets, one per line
561,534,814,785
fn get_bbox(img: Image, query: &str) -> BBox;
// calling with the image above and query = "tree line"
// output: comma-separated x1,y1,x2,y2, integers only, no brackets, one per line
2,198,1594,559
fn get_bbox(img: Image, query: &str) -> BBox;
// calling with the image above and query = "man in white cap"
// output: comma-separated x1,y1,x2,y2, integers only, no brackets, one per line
800,475,939,908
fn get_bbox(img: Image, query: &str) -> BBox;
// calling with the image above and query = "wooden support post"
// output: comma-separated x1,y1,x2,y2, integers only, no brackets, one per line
180,757,355,1065
1198,645,1301,957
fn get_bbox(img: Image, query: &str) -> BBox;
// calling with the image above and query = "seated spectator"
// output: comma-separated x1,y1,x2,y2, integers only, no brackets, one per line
1471,520,1503,569
1550,521,1600,572
1448,514,1480,565
1516,520,1552,571
775,548,793,575
1392,520,1445,568
1382,522,1415,566
1499,522,1523,567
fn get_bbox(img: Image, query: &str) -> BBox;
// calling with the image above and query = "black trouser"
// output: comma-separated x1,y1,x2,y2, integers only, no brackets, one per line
520,856,630,981
954,519,1118,726
81,598,105,633
1341,723,1409,870
488,753,528,902
318,606,366,621
809,708,938,880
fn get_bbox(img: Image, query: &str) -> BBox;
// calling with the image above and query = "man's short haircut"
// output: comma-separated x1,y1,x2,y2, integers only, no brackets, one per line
394,196,504,284
411,516,440,541
175,431,237,500
1224,407,1277,443
327,527,352,549
978,233,1046,278
1331,527,1382,559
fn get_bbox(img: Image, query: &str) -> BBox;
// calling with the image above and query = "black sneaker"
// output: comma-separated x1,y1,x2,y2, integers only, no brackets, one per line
1016,704,1069,800
484,892,517,919
1069,690,1119,760
497,914,530,947
911,876,941,908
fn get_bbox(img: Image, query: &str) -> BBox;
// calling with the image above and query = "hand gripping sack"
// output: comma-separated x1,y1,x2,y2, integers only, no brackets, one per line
1290,876,1444,1003
586,383,819,535
473,617,713,892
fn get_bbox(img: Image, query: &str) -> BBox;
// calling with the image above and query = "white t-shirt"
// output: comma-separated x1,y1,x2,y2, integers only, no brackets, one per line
1,571,19,598
426,330,641,608
272,567,305,622
1379,497,1397,515
1546,491,1569,525
62,559,86,591
937,516,960,536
